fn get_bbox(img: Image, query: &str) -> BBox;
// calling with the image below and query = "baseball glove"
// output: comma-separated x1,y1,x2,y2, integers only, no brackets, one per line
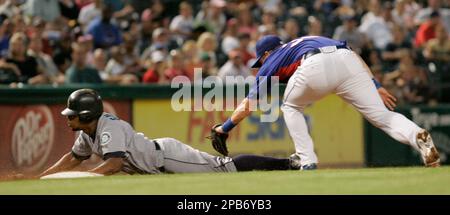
208,124,229,156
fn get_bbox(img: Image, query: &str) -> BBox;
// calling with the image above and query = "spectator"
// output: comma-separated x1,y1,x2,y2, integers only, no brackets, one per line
237,3,257,37
257,23,277,36
382,25,412,72
59,0,80,20
140,27,177,63
423,24,450,84
260,8,278,33
237,33,254,66
423,24,450,62
102,0,125,16
11,14,26,33
149,0,170,28
121,32,141,71
0,56,20,84
415,0,450,32
415,11,442,48
218,49,252,83
123,0,152,15
194,51,218,82
333,15,367,54
384,53,429,104
196,32,218,67
53,51,71,78
358,0,393,50
24,0,61,22
142,50,168,84
391,0,416,30
221,18,240,55
0,18,13,57
92,48,107,76
78,0,103,32
181,40,197,81
164,49,189,82
314,0,341,37
105,0,134,21
77,34,95,66
75,0,93,9
87,5,123,49
0,0,22,18
6,32,47,84
28,18,52,56
307,16,323,36
51,31,73,70
195,0,227,36
65,42,102,84
137,8,155,54
104,46,139,85
27,33,64,84
169,1,194,45
279,18,300,43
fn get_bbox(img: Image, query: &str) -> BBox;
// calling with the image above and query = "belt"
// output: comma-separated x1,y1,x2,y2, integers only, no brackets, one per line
303,44,350,61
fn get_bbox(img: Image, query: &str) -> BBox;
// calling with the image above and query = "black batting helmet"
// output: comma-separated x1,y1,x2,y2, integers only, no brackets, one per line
61,89,103,123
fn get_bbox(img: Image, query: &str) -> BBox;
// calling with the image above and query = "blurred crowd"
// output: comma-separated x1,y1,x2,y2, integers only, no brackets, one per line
0,0,449,104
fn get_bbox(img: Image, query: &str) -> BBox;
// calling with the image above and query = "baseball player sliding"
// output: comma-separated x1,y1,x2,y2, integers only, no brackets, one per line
210,35,440,170
24,89,301,179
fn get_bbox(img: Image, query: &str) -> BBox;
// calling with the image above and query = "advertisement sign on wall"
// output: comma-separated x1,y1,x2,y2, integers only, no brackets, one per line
134,95,364,167
0,101,131,175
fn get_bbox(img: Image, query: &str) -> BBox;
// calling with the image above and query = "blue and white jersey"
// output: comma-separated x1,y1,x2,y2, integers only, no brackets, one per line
248,36,346,99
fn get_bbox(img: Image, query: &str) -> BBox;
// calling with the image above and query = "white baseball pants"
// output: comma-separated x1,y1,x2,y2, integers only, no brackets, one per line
281,47,422,166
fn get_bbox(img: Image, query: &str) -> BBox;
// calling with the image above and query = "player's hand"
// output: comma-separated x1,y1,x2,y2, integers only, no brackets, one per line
378,87,397,111
214,125,225,134
208,124,229,156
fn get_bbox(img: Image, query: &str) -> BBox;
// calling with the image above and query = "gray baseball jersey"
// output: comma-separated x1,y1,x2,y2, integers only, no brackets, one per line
71,112,237,174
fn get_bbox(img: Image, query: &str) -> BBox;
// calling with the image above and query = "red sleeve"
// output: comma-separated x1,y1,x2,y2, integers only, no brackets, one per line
415,25,426,47
164,68,176,81
142,69,159,83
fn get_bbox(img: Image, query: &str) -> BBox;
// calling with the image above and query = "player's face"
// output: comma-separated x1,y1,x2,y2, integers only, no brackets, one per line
260,51,272,65
66,115,82,131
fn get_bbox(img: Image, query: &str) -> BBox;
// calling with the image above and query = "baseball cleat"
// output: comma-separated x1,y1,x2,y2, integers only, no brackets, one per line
416,130,440,167
300,163,318,170
288,153,318,170
289,153,302,170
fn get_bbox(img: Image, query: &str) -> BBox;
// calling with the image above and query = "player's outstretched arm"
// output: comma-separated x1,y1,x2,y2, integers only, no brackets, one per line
87,157,123,176
215,98,253,133
38,151,83,178
210,98,254,156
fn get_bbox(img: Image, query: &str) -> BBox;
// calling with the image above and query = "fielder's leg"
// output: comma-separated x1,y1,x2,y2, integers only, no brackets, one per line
281,53,339,167
335,50,440,167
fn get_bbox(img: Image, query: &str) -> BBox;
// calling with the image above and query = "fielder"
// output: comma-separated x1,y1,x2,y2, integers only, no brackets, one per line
210,35,440,170
36,89,299,178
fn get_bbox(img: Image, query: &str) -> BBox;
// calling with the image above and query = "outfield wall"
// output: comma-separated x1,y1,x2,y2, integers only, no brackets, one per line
1,84,445,175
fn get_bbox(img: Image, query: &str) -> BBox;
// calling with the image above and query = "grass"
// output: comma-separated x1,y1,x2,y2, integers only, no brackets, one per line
0,166,449,195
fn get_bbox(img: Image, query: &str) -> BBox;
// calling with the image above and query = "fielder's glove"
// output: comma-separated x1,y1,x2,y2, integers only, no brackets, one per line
208,124,229,156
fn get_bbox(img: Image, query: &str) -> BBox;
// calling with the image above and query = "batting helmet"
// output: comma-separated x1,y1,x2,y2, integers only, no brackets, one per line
61,89,103,123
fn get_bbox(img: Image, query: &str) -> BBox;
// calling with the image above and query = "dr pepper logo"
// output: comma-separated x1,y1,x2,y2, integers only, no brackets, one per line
11,105,55,172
